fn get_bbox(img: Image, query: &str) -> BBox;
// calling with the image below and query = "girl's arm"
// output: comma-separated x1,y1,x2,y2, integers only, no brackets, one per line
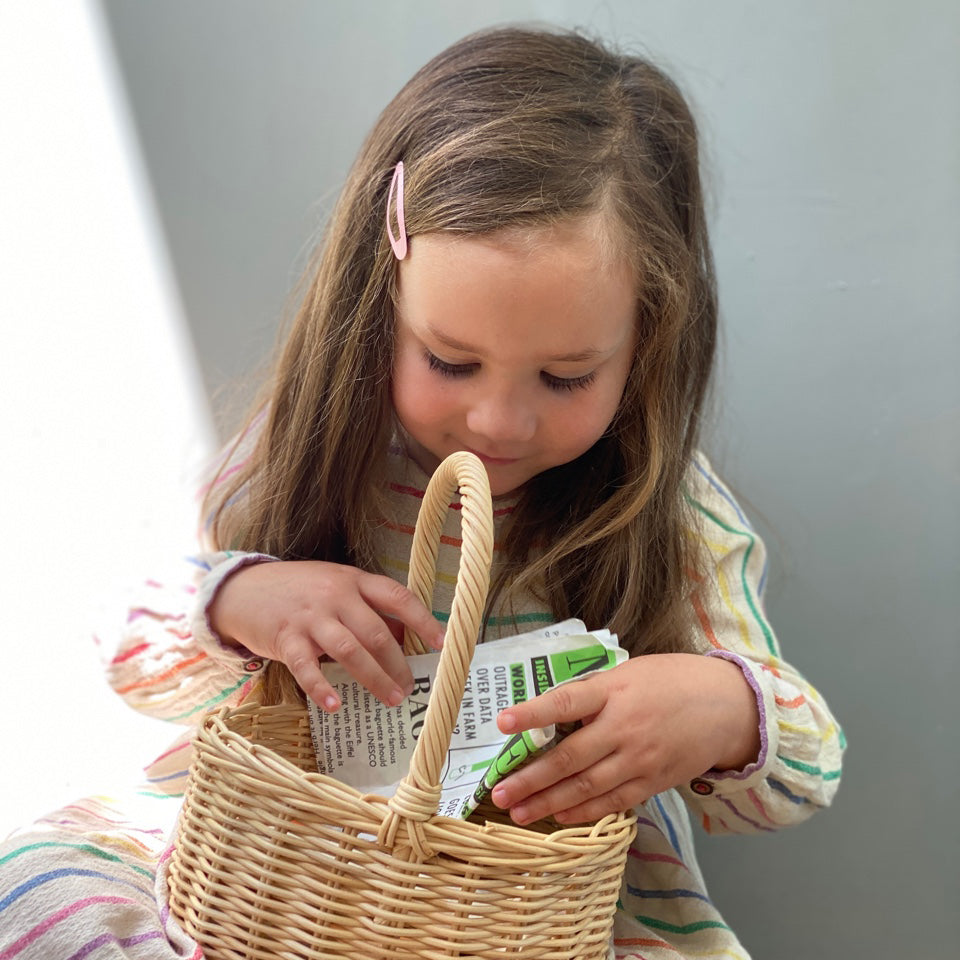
102,421,272,723
672,453,845,834
102,550,273,724
105,421,444,721
491,453,844,831
105,548,448,723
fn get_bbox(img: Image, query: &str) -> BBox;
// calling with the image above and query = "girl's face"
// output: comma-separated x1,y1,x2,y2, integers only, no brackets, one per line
392,215,636,496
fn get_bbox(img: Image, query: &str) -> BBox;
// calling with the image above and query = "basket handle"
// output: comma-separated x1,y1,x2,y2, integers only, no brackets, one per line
377,451,493,856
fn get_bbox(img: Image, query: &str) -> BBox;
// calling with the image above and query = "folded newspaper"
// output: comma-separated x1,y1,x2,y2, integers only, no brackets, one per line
307,619,626,820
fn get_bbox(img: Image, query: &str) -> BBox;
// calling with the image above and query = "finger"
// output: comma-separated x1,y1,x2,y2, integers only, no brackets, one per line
491,721,613,810
497,675,608,735
315,621,408,707
278,634,342,712
357,573,446,650
501,751,638,826
337,603,414,692
551,777,651,825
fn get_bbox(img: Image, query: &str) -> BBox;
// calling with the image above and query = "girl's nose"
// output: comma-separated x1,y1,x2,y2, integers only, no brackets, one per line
465,389,536,446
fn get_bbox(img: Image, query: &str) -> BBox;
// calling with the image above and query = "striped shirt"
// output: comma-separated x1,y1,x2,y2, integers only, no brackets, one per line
0,443,843,959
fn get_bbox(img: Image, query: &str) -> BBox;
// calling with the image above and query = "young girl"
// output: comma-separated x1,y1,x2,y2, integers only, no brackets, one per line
0,26,843,960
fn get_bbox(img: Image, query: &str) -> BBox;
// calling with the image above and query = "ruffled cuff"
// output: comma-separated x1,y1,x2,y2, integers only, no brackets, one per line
679,649,780,802
190,552,278,668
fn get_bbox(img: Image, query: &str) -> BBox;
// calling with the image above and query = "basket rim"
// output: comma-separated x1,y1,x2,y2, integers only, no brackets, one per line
195,701,636,854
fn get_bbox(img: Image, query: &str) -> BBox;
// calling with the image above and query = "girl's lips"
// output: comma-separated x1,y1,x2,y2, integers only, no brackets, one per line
466,447,520,466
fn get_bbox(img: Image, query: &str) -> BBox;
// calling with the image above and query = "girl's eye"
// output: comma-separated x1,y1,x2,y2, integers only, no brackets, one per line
541,371,597,392
425,349,595,392
425,350,476,378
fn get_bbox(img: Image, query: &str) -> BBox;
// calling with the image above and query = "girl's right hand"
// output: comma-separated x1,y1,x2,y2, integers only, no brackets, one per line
208,560,445,712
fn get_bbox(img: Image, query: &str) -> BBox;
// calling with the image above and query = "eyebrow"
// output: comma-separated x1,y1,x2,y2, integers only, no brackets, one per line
428,326,608,363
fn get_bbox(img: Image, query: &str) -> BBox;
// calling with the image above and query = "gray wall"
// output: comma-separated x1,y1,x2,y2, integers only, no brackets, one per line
100,2,960,957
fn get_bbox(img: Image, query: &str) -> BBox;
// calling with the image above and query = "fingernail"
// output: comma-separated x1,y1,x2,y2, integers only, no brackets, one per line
323,694,340,712
491,785,508,807
511,805,530,825
433,630,446,649
498,711,516,733
387,687,405,707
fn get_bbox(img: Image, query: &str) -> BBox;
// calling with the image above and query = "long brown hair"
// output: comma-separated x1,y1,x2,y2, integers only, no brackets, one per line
205,26,717,658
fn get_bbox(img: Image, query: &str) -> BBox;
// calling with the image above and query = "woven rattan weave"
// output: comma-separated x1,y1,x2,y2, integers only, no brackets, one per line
167,451,636,959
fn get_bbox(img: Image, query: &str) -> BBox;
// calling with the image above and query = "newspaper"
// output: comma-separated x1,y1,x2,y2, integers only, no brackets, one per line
307,619,626,820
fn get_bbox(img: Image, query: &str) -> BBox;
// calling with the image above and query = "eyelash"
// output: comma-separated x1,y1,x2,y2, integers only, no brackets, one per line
424,350,597,392
542,370,597,392
425,352,474,378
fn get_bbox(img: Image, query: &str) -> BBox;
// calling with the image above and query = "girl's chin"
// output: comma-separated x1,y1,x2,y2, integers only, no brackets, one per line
479,463,531,498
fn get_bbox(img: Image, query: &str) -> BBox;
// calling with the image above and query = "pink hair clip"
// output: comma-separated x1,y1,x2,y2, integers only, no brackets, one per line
386,161,408,260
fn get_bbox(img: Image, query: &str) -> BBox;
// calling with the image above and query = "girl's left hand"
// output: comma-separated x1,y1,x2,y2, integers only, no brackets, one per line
491,653,761,825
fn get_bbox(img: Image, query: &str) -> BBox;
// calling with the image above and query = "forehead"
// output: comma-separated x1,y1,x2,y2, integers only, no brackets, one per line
395,215,637,356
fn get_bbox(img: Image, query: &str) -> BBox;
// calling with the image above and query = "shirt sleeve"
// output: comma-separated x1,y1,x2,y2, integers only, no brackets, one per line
676,452,846,834
102,550,273,724
101,415,273,724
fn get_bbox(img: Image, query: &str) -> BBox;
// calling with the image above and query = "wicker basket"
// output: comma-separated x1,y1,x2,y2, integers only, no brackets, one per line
167,451,636,959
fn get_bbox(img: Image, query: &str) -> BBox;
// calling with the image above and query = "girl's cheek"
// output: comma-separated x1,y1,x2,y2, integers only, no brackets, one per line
394,366,454,429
